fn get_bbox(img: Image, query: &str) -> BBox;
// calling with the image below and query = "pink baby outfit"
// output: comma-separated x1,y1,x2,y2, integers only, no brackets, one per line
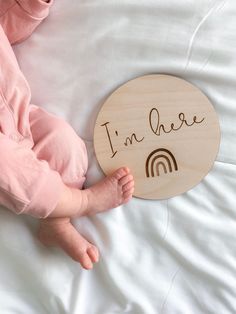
0,0,88,218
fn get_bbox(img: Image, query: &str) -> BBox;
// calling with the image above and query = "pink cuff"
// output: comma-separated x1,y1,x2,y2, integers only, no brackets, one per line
16,0,54,19
23,169,64,219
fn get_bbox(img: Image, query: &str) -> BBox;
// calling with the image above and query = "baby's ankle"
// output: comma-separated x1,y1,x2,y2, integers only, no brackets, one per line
72,188,91,217
40,216,70,226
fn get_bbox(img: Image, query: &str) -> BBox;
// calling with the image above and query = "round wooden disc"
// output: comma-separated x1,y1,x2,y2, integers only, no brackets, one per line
94,74,221,200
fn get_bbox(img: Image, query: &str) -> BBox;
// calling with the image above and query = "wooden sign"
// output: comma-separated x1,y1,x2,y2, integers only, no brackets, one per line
94,75,221,200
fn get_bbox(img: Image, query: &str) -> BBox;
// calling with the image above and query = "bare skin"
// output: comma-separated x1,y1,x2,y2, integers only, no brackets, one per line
38,217,99,269
38,167,134,269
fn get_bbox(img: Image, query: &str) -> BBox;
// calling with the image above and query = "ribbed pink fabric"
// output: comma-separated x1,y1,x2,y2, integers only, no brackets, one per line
0,0,88,218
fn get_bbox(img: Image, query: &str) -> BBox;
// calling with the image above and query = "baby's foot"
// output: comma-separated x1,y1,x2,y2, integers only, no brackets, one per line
85,167,134,216
38,218,99,270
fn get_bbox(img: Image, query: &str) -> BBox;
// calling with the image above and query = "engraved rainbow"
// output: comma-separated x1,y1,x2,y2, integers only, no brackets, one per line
145,148,178,177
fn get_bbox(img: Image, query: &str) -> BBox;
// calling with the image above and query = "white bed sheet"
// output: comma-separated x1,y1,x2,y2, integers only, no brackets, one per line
1,0,236,313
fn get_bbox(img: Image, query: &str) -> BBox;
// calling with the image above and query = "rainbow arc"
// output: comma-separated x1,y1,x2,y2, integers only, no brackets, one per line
146,148,178,177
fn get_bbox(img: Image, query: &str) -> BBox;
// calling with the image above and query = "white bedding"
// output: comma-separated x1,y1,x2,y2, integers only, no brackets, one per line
1,0,236,313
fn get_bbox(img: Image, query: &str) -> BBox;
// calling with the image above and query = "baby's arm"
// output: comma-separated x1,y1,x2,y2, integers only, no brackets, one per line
0,0,53,44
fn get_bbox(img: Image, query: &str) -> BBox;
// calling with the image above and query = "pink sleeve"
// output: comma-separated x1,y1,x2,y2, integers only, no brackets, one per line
0,132,64,218
0,0,54,44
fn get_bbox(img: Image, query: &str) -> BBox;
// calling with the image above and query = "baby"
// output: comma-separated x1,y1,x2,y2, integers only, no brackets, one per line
0,0,134,269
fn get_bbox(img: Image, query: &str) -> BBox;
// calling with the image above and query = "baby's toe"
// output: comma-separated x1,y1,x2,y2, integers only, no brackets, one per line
80,253,93,270
123,194,133,204
119,174,133,187
87,246,99,263
122,181,134,192
113,167,130,180
123,188,134,201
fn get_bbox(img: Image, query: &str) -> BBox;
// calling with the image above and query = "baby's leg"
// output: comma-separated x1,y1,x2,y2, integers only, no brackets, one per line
29,105,96,269
29,106,134,218
38,165,134,269
29,105,134,269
